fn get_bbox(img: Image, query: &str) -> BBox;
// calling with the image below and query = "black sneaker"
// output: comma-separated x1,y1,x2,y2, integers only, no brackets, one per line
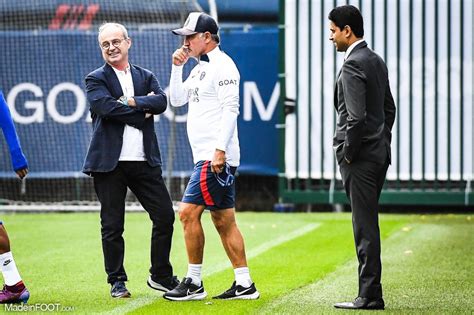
212,282,260,300
163,277,207,301
147,275,180,292
110,281,131,298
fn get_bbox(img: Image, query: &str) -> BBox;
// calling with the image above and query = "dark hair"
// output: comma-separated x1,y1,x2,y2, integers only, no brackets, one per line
328,5,364,38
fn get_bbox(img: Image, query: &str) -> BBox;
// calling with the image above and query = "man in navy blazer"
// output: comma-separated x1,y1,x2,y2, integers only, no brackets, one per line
83,22,178,298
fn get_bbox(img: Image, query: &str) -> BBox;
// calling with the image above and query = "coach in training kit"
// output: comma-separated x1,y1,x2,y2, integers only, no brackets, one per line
163,12,260,301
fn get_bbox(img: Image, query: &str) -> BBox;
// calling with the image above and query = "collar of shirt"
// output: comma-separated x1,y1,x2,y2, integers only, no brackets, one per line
199,46,221,64
112,64,131,76
112,64,134,97
344,39,365,61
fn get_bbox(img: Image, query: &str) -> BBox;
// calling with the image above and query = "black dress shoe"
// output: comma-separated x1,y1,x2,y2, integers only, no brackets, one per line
110,281,131,298
334,296,385,310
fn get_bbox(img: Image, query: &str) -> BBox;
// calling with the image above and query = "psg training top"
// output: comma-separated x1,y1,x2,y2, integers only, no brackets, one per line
169,46,240,167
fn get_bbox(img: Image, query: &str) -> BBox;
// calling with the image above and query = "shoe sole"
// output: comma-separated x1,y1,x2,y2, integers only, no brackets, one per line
111,291,131,298
163,291,208,301
112,293,131,298
213,291,260,300
333,303,384,310
0,290,30,304
147,276,170,292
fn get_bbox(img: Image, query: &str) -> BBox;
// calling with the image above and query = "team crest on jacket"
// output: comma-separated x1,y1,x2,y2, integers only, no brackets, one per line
200,72,206,80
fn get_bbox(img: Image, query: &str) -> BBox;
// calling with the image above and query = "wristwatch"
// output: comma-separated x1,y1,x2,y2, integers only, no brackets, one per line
119,96,128,105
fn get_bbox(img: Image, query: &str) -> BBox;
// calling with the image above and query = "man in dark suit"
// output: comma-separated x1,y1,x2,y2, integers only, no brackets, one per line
83,22,178,298
328,5,396,310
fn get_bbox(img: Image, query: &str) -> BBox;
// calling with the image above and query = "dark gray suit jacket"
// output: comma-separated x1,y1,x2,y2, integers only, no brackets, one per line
82,63,167,174
333,41,396,165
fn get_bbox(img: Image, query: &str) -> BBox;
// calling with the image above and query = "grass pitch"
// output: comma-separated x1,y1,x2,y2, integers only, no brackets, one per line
1,212,472,314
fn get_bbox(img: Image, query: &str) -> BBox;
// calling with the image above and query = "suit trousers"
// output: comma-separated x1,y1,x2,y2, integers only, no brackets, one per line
93,161,175,284
339,159,389,299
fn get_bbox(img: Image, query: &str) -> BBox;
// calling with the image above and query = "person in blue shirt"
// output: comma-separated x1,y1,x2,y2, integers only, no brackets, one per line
0,90,30,304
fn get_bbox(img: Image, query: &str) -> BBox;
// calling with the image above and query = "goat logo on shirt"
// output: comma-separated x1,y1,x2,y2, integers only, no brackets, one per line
218,79,238,86
188,87,199,102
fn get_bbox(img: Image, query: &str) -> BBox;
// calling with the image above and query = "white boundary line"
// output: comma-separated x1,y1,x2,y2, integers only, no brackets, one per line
100,223,321,315
203,223,321,276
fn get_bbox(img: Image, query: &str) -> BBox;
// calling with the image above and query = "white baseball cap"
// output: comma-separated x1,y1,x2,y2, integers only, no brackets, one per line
172,12,219,36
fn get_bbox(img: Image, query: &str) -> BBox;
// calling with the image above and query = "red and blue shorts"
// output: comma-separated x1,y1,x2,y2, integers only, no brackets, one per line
182,160,237,210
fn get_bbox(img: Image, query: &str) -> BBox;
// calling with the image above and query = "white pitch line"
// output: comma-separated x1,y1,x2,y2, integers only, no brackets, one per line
98,297,154,315
100,222,321,315
203,222,321,277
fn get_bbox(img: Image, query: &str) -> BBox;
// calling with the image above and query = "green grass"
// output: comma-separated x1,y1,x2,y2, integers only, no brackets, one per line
0,212,472,314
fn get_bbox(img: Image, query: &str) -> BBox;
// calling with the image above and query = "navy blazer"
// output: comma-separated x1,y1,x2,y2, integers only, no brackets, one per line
82,63,167,174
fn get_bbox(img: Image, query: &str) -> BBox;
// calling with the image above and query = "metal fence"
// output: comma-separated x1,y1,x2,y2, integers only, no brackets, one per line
279,0,473,206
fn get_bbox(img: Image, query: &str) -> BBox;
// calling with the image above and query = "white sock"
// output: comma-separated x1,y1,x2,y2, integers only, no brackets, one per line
186,264,202,286
0,252,22,286
234,267,252,288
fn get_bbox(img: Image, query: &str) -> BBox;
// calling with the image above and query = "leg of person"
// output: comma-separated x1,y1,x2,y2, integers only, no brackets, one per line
126,162,178,292
348,160,385,299
334,160,385,310
0,224,29,304
180,202,206,276
93,166,130,298
211,209,247,269
210,208,259,300
191,161,259,300
163,202,208,301
163,161,211,301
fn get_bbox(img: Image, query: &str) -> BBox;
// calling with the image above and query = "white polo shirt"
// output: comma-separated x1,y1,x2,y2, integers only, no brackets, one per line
112,65,146,161
169,46,240,166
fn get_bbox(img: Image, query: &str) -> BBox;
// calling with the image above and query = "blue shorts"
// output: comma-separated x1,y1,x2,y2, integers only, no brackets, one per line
182,160,237,210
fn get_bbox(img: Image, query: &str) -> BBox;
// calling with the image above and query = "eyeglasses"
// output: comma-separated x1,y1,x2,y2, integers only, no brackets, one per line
100,38,128,50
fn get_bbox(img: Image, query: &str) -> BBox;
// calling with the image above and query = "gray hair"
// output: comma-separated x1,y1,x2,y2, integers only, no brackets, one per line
199,32,220,44
98,22,129,42
211,33,220,44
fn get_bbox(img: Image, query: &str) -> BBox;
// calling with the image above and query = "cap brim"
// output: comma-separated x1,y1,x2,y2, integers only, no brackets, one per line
171,28,197,36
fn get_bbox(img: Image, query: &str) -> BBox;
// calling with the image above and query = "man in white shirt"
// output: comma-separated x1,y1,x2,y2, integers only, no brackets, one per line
83,22,179,298
163,12,259,301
